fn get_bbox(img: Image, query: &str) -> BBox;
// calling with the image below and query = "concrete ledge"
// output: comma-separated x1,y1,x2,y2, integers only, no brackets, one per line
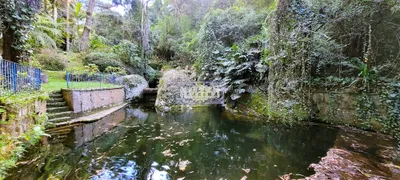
62,87,125,114
61,87,122,92
55,103,127,126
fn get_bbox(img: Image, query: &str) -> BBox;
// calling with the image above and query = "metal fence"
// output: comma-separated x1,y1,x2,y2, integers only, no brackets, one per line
0,59,42,96
66,71,122,89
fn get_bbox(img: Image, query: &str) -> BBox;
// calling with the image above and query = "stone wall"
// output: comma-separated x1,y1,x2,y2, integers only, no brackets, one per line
72,108,126,147
62,87,124,114
1,100,46,137
310,92,385,130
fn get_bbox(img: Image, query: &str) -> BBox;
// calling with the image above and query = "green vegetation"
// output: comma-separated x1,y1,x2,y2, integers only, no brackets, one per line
0,92,49,179
0,0,398,125
42,71,120,92
1,0,400,176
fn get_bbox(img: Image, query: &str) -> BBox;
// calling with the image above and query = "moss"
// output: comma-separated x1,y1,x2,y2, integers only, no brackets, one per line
231,90,309,123
0,91,49,109
0,92,49,179
247,90,269,116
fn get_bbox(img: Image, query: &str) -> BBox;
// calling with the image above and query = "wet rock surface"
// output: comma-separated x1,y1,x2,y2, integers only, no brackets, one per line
155,70,196,112
155,69,223,112
115,74,149,102
302,127,400,180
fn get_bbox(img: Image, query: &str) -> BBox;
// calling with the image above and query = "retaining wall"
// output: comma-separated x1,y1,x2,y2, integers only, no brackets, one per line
72,108,126,147
310,92,386,130
1,100,47,137
62,87,125,114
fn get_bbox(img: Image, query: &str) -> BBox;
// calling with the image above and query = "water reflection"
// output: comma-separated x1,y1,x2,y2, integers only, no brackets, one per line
7,105,341,180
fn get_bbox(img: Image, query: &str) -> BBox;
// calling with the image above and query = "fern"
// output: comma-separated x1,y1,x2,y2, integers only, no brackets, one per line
29,14,62,49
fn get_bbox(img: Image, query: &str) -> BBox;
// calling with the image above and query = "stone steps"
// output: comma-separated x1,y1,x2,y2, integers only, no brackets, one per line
48,116,72,123
48,106,70,113
47,91,73,125
48,111,73,119
143,88,158,95
49,93,63,98
47,102,67,107
48,98,65,103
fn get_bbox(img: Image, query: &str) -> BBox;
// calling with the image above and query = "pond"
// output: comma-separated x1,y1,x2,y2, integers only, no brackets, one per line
5,105,399,179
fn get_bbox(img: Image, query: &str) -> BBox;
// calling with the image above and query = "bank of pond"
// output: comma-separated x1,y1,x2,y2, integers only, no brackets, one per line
5,105,400,179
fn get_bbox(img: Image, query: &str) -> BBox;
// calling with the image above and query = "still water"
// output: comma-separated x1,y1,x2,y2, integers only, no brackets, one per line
7,105,340,180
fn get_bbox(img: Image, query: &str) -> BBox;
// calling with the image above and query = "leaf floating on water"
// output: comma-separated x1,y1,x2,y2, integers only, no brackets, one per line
174,132,183,135
242,168,250,174
151,162,159,167
178,159,191,171
178,139,193,146
240,176,247,180
162,149,176,157
162,165,170,170
279,173,292,180
150,136,165,140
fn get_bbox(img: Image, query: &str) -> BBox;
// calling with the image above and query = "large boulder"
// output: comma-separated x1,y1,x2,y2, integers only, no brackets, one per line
116,74,148,102
155,70,196,112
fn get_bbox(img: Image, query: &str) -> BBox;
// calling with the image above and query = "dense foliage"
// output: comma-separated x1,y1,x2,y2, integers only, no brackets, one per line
1,0,400,144
0,0,41,62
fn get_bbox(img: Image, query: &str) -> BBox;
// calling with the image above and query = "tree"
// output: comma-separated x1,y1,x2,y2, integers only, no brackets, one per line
80,0,95,51
141,0,150,63
66,0,71,51
0,0,41,62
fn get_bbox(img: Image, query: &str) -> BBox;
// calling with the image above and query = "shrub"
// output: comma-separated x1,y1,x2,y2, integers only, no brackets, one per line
34,49,67,71
83,52,123,72
105,66,127,75
113,40,142,67
195,7,265,68
201,45,267,101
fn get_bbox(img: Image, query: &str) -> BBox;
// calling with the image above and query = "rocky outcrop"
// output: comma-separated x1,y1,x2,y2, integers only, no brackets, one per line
155,70,223,112
155,70,196,112
303,128,400,180
115,75,149,102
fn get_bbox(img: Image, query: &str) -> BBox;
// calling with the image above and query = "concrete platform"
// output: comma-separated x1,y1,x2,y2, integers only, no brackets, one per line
55,103,128,126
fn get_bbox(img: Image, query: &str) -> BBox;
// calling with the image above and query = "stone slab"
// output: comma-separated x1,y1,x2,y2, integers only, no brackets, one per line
55,103,127,126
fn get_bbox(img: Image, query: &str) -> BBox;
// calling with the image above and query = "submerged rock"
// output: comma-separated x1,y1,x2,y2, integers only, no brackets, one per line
303,128,400,180
116,74,149,102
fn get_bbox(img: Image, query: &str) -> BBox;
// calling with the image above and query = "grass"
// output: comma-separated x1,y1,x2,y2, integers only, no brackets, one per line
41,71,120,92
65,52,85,70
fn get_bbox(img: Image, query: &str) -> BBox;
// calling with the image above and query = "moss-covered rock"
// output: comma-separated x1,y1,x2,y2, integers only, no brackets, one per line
155,70,196,112
115,74,148,102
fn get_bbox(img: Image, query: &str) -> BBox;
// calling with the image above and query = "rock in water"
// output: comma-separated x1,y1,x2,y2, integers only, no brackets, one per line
155,69,223,112
116,75,148,102
155,70,195,112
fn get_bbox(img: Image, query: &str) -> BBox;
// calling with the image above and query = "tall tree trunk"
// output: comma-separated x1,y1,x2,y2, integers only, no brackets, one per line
53,0,58,22
80,0,95,52
141,0,150,69
65,0,70,51
44,0,48,13
2,27,20,63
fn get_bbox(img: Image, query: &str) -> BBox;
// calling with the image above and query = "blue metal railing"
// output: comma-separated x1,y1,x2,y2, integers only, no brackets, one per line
0,58,42,96
65,71,121,89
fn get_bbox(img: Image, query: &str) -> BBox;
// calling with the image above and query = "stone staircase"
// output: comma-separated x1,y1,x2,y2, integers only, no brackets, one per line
142,88,158,103
47,91,73,125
